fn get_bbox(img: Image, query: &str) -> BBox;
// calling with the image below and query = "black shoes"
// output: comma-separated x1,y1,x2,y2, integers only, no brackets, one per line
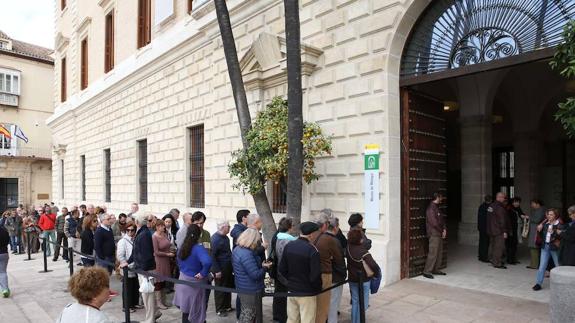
493,265,507,269
423,273,434,279
432,271,447,276
532,284,542,291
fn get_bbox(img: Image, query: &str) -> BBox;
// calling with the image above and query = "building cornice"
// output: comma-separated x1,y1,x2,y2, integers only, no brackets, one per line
47,0,281,127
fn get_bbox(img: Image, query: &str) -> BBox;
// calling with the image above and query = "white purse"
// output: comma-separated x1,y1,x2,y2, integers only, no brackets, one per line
138,274,155,293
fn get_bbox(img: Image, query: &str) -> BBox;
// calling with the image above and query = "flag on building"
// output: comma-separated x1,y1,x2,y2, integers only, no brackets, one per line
0,124,11,139
14,126,28,143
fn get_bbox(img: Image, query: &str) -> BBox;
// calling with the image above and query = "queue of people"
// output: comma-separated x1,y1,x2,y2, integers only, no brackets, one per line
3,201,383,322
475,193,575,291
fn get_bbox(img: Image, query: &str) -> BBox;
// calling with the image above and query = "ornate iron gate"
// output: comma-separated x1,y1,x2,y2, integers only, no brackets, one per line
401,89,448,278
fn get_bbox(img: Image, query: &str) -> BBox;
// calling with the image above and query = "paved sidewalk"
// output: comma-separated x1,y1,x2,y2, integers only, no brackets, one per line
1,252,549,322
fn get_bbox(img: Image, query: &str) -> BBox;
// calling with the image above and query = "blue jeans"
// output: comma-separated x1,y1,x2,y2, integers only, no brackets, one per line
0,253,8,291
536,243,560,285
9,235,21,253
349,281,370,323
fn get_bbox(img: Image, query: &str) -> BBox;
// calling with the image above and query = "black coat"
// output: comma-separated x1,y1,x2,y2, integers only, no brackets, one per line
560,222,575,266
133,226,156,271
80,229,94,255
278,237,322,294
477,202,490,232
94,226,115,260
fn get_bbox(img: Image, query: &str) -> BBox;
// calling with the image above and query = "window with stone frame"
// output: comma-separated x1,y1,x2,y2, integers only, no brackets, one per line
138,139,148,205
0,70,20,95
104,149,111,202
104,11,114,73
80,155,86,201
137,0,151,48
188,125,204,208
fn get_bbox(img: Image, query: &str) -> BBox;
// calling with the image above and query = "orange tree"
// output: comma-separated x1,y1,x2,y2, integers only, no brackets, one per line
228,97,332,196
551,20,575,138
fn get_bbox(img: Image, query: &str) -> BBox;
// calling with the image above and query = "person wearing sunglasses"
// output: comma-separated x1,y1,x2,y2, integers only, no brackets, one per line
117,223,141,312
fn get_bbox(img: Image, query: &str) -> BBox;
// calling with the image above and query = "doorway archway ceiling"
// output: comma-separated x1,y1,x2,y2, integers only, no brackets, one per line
401,0,575,77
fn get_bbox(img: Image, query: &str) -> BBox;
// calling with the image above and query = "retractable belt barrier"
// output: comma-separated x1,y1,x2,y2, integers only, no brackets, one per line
38,237,364,323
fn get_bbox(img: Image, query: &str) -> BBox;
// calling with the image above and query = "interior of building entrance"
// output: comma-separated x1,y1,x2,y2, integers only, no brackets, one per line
403,57,575,302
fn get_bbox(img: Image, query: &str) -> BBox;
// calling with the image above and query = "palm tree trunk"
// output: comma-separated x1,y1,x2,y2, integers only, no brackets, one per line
284,0,304,230
214,0,276,243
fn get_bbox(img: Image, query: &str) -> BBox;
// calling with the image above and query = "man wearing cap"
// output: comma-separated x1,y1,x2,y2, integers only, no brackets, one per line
279,221,322,323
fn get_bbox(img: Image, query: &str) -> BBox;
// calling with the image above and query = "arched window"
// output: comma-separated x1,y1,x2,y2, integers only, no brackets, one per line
401,0,575,77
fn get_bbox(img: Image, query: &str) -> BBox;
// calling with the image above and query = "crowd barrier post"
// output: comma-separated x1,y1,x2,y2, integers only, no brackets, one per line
358,271,366,323
38,237,52,273
24,231,33,261
68,247,74,276
122,266,138,323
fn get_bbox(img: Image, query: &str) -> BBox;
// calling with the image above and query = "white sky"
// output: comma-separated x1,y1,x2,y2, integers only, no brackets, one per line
0,0,54,49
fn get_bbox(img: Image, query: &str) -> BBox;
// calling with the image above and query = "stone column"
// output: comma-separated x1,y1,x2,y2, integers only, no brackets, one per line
454,72,504,246
513,132,541,206
458,116,492,246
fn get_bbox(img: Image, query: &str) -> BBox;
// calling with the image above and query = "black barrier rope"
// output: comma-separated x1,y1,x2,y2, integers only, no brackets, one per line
38,237,365,323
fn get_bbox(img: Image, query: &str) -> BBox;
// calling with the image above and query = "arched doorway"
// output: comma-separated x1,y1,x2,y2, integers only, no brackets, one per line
399,0,575,280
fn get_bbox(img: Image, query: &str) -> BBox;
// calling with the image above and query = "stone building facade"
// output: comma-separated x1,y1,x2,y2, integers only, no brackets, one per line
50,0,531,284
0,31,54,211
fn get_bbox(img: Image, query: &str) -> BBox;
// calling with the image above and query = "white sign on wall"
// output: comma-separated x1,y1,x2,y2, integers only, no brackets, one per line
364,144,380,229
155,0,174,26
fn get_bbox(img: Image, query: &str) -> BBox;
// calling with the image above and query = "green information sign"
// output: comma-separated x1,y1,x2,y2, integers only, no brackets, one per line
364,154,379,170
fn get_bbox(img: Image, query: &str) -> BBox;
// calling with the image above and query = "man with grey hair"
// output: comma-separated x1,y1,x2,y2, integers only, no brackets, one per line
175,212,193,248
211,220,233,316
325,216,346,323
247,213,266,262
313,213,345,323
127,203,139,218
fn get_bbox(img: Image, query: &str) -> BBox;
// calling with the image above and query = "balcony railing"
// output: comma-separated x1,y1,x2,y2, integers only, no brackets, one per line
0,93,19,106
0,147,52,159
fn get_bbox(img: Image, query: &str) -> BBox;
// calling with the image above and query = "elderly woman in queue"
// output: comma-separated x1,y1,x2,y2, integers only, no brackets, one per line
347,229,380,323
117,222,141,313
560,206,575,266
532,208,565,291
173,224,212,323
232,228,272,323
56,267,113,323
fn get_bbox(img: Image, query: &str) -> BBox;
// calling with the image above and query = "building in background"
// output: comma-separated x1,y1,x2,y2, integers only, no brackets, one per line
47,0,575,285
0,30,54,212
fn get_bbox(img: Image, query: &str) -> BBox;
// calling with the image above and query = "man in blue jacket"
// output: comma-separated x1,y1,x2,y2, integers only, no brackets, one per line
94,213,115,274
279,221,322,323
230,209,250,248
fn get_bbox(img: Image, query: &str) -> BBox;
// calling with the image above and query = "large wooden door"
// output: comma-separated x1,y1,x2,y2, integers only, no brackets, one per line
401,89,448,278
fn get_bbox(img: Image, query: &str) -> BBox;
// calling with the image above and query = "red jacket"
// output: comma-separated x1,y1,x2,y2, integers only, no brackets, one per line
38,213,56,231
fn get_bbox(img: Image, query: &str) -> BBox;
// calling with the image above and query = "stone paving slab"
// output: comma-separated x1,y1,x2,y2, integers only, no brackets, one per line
1,252,549,322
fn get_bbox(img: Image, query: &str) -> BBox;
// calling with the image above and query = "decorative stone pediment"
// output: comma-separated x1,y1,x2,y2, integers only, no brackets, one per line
55,33,69,53
76,17,92,34
53,144,67,157
239,32,323,90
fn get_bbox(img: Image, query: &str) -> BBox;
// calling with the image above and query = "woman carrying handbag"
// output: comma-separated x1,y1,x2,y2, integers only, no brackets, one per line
347,229,380,323
532,208,565,291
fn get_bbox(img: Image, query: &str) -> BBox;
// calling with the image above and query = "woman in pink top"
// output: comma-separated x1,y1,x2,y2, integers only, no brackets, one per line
152,219,175,309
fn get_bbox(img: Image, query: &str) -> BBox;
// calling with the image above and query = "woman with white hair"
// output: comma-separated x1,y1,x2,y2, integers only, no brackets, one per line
232,228,272,323
560,206,575,266
211,220,233,316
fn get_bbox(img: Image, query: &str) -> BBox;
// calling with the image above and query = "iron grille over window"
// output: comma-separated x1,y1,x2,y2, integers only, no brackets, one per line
189,125,204,208
80,38,88,90
80,155,86,201
137,0,151,48
272,177,287,213
401,0,575,77
60,58,66,102
138,139,148,205
104,11,114,73
104,149,111,202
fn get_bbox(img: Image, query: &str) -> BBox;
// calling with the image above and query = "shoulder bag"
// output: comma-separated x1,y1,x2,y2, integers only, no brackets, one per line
347,246,375,278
